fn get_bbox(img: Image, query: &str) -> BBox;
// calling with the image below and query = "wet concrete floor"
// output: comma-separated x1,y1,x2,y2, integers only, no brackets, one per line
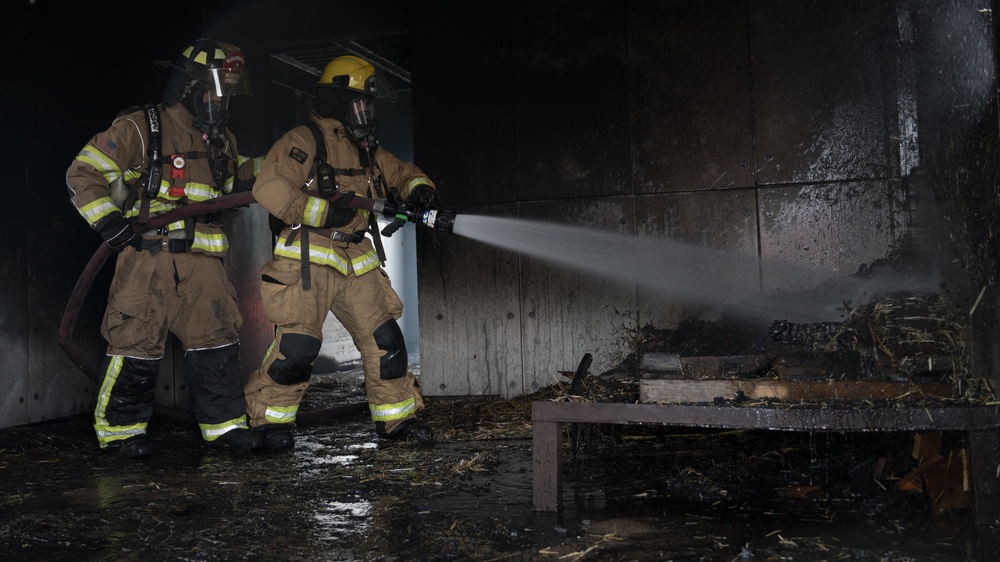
1,368,995,561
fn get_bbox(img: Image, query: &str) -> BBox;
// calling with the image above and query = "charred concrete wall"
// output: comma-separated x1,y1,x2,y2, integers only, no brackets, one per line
912,0,1000,384
409,0,999,397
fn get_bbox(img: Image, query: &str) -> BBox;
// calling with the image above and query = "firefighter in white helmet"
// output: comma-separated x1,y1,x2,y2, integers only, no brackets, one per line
66,39,265,458
247,54,439,450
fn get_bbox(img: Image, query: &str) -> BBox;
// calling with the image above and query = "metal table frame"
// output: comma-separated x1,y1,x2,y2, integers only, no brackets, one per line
532,401,1000,526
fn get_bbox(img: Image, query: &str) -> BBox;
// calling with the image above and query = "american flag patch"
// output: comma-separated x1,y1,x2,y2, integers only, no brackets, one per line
95,136,118,156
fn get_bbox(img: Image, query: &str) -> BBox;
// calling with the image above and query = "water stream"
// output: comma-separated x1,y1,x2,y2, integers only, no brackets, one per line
452,214,939,325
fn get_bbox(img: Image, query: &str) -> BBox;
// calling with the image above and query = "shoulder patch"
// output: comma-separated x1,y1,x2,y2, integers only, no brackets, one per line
95,135,118,156
289,147,308,164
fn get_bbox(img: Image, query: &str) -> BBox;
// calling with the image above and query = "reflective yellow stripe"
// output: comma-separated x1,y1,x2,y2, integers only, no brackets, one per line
406,177,431,190
93,356,149,447
183,182,218,201
265,404,299,424
75,146,122,182
303,196,327,227
369,398,416,422
239,155,264,176
275,236,351,275
200,416,249,441
79,196,120,226
124,199,178,218
191,231,229,254
273,237,381,276
352,250,380,275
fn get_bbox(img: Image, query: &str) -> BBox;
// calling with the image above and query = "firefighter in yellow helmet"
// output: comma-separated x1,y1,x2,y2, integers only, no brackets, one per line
246,55,439,450
65,39,265,458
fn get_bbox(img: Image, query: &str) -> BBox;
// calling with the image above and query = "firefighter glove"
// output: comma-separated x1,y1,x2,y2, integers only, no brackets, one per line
406,183,438,209
99,215,138,253
325,191,357,227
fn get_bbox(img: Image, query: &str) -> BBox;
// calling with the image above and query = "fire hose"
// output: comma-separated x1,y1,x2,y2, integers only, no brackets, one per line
58,190,456,424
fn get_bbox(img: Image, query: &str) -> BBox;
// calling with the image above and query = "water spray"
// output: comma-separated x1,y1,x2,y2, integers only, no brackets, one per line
449,214,939,325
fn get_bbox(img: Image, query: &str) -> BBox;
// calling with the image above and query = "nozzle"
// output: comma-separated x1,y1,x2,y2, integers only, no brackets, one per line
417,208,456,235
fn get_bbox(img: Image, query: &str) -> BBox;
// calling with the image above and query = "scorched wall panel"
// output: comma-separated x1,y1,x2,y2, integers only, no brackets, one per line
517,198,636,393
628,0,755,193
417,204,524,397
751,0,892,185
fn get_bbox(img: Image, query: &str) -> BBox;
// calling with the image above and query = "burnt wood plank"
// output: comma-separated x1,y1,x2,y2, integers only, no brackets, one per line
639,379,955,403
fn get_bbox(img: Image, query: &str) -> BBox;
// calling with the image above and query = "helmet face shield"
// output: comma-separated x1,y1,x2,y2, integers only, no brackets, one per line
159,39,252,106
200,55,251,98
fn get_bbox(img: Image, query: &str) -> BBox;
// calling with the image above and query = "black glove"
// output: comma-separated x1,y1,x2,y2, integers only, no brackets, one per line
325,191,357,227
99,215,138,253
232,175,255,193
405,183,438,209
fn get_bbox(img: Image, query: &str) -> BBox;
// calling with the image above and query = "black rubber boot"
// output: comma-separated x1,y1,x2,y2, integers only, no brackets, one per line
107,435,152,459
378,419,433,442
253,423,295,452
255,424,295,452
207,428,266,453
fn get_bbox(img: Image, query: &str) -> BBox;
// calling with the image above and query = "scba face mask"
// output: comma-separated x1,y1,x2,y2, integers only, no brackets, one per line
345,96,376,140
192,88,232,142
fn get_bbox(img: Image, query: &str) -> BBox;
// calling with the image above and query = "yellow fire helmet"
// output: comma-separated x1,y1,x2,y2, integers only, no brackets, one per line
318,55,396,102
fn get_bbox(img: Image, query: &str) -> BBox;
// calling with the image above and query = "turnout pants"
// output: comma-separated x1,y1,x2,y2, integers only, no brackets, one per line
245,256,424,433
93,247,248,448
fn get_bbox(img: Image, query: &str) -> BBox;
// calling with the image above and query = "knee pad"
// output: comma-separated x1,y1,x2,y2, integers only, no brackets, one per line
267,333,322,385
373,319,407,380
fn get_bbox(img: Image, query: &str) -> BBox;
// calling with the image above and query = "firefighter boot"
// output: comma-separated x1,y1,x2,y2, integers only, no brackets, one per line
107,435,152,459
255,424,295,452
378,419,433,441
207,428,266,453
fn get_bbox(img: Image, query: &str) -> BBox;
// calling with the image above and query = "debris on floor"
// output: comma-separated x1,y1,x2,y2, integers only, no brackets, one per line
2,292,996,560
